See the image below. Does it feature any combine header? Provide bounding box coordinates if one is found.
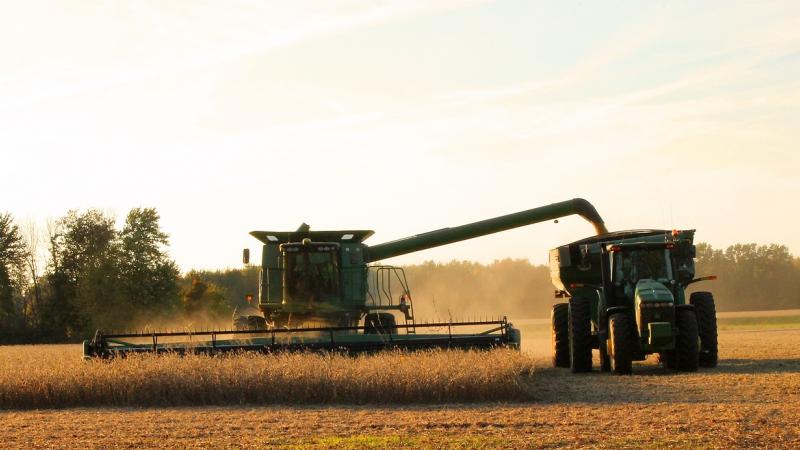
[84,198,607,358]
[84,319,516,357]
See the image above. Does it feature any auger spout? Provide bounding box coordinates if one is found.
[365,198,607,262]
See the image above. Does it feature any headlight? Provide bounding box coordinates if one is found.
[641,302,672,309]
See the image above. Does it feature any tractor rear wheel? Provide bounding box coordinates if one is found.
[609,313,633,375]
[674,309,700,372]
[568,297,593,373]
[364,313,397,335]
[690,292,718,368]
[551,303,570,368]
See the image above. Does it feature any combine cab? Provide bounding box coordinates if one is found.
[84,198,609,358]
[549,229,719,374]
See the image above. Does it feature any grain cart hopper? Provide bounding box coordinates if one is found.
[549,229,718,374]
[84,198,608,358]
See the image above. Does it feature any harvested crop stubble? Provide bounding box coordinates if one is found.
[0,346,535,409]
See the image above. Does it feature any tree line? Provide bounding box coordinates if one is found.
[1,208,798,343]
[0,209,238,343]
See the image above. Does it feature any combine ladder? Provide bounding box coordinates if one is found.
[371,266,416,334]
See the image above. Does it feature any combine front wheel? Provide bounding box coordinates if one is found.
[551,303,570,368]
[364,313,397,335]
[568,297,593,373]
[609,313,633,375]
[690,292,718,368]
[234,315,267,331]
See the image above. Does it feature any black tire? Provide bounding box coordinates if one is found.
[234,315,267,331]
[674,309,700,372]
[364,313,397,335]
[658,352,674,369]
[233,316,248,330]
[599,338,611,372]
[609,313,633,375]
[568,297,593,373]
[551,303,570,368]
[690,292,718,368]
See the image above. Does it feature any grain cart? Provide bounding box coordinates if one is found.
[84,198,607,358]
[549,229,718,374]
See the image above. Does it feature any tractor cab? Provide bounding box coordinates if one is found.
[608,243,675,304]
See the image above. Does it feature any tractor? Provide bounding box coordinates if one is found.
[549,229,719,374]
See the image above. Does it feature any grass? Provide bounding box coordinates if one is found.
[0,347,535,409]
[717,313,800,330]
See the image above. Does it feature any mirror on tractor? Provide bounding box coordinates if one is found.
[242,248,250,265]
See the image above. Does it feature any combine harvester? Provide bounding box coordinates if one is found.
[83,198,607,358]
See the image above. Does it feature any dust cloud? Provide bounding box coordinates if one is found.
[402,259,555,322]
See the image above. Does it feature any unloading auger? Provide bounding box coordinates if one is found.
[84,198,607,358]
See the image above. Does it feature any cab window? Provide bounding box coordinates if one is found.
[284,249,339,301]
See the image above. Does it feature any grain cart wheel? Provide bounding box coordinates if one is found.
[568,297,593,373]
[674,309,700,372]
[551,303,570,368]
[364,313,397,335]
[690,292,718,368]
[609,313,633,375]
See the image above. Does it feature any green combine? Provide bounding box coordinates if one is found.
[549,229,719,374]
[83,198,608,358]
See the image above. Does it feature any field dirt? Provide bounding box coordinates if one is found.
[2,320,799,449]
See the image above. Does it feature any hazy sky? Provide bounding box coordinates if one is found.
[2,0,799,270]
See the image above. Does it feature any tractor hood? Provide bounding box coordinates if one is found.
[634,279,674,304]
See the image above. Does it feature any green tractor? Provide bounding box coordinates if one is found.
[549,229,718,374]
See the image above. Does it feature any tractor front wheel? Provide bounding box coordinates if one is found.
[599,338,611,372]
[674,309,700,372]
[658,352,674,369]
[568,297,593,373]
[690,292,718,368]
[609,313,633,375]
[551,303,570,368]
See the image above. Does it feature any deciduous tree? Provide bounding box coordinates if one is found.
[0,212,28,332]
[119,208,180,319]
[46,210,119,337]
